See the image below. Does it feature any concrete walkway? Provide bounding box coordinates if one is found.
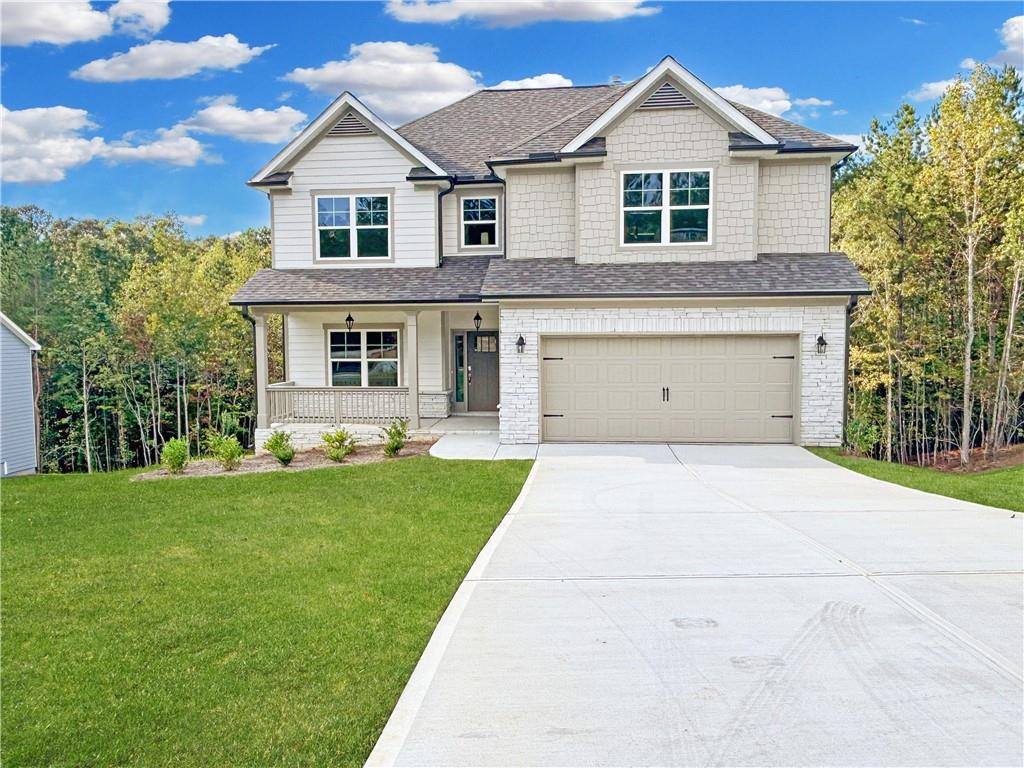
[368,444,1023,767]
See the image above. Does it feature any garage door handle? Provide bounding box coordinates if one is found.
[542,356,563,361]
[543,413,564,418]
[772,355,795,359]
[771,414,794,419]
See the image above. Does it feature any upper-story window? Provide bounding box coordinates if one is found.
[461,196,498,248]
[621,170,712,246]
[316,194,390,259]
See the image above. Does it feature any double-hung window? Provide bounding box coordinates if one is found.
[316,194,390,259]
[621,170,712,245]
[461,197,498,248]
[328,329,400,387]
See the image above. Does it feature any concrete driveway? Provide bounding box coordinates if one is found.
[368,445,1023,767]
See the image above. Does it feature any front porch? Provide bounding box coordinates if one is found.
[249,304,500,449]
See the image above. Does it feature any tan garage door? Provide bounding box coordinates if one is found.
[541,335,797,443]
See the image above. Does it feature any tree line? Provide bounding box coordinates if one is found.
[1,210,281,472]
[833,65,1023,465]
[1,65,1020,472]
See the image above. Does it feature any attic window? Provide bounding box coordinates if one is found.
[638,82,695,110]
[327,112,372,137]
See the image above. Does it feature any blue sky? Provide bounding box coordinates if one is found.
[1,1,1020,237]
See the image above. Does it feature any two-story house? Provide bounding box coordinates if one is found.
[231,56,870,448]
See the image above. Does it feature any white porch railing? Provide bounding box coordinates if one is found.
[266,382,409,425]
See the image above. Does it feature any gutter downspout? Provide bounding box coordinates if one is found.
[842,295,858,447]
[437,177,455,265]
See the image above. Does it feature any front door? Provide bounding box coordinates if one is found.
[467,331,499,411]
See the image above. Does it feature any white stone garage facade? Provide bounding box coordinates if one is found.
[497,300,848,446]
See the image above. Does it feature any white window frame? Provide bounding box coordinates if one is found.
[460,195,499,249]
[619,168,713,247]
[327,328,401,388]
[314,193,391,261]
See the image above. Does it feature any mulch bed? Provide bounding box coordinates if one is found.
[133,439,437,481]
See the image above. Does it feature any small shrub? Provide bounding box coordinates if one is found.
[382,418,409,457]
[846,417,880,457]
[263,430,295,466]
[213,435,244,471]
[161,438,189,474]
[322,429,357,463]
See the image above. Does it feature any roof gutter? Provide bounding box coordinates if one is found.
[481,288,873,300]
[487,149,607,170]
[436,176,456,265]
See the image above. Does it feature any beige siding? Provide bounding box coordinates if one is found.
[576,107,758,264]
[506,168,576,259]
[757,159,831,252]
[441,186,504,256]
[271,134,437,269]
[284,309,444,390]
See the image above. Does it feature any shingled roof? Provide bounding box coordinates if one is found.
[395,83,854,178]
[232,253,869,305]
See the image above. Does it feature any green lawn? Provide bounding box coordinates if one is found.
[1,457,532,767]
[809,448,1023,512]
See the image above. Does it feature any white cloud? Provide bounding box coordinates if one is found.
[385,0,659,27]
[992,15,1023,67]
[71,33,274,82]
[0,0,169,45]
[908,79,954,101]
[829,134,863,147]
[793,97,833,107]
[179,214,207,226]
[283,41,481,124]
[1,104,209,183]
[107,0,171,37]
[831,108,849,116]
[714,85,792,116]
[900,17,927,26]
[178,95,307,143]
[492,73,573,89]
[960,57,979,69]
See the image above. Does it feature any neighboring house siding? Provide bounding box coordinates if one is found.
[576,107,758,264]
[758,160,832,253]
[1,324,37,475]
[271,134,437,269]
[498,302,846,445]
[506,168,576,259]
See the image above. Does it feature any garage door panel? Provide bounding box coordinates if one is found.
[541,335,796,443]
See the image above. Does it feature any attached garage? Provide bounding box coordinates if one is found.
[540,335,798,443]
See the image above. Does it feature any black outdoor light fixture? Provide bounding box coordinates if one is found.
[345,313,355,331]
[816,332,828,354]
[516,335,526,354]
[473,312,482,330]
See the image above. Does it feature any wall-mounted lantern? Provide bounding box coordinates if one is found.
[345,313,355,331]
[473,312,482,331]
[516,335,526,354]
[816,333,828,354]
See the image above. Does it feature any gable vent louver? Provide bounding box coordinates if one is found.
[327,112,373,137]
[639,82,695,110]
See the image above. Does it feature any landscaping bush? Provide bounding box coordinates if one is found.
[382,418,409,457]
[322,429,357,463]
[263,430,295,466]
[212,435,244,471]
[846,417,881,457]
[161,438,189,474]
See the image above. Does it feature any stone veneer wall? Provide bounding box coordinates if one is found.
[506,168,576,259]
[419,391,451,419]
[757,160,831,253]
[255,423,386,452]
[576,108,757,263]
[498,304,847,445]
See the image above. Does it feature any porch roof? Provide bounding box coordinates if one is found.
[479,252,871,299]
[230,254,493,306]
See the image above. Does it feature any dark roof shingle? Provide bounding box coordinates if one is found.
[230,254,493,305]
[481,253,870,299]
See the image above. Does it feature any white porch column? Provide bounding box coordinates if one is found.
[405,311,420,429]
[253,313,269,429]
